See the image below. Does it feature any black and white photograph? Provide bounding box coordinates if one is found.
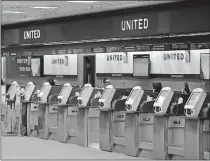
[0,0,210,160]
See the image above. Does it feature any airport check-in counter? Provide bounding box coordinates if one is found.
[124,89,160,157]
[3,81,20,134]
[182,88,210,160]
[26,85,42,136]
[83,87,103,149]
[28,82,52,138]
[111,86,144,155]
[56,84,82,143]
[20,82,36,136]
[153,87,190,160]
[30,82,61,139]
[98,85,131,152]
[41,84,62,140]
[76,84,104,147]
[44,83,72,141]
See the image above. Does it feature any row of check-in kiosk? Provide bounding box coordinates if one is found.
[2,80,210,160]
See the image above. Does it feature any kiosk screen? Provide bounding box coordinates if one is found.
[127,89,139,102]
[187,92,201,106]
[156,90,168,105]
[40,85,47,93]
[80,86,89,97]
[59,86,67,96]
[101,88,112,99]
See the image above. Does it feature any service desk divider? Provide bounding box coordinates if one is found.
[99,108,114,152]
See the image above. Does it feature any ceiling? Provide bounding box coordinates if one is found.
[2,1,179,25]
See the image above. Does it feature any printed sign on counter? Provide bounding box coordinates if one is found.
[31,57,41,76]
[133,54,150,77]
[16,56,31,76]
[44,54,77,76]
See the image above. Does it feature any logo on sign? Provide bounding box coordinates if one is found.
[163,51,190,62]
[121,18,149,31]
[52,56,68,66]
[107,54,123,61]
[24,30,41,40]
[107,54,128,63]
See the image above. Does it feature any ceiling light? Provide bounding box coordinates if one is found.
[3,11,25,14]
[66,1,97,3]
[31,6,58,9]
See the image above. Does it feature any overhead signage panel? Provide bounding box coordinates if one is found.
[96,52,133,74]
[44,54,78,76]
[19,26,46,44]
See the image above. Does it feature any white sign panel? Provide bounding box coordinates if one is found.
[131,49,205,75]
[200,53,210,80]
[150,50,200,74]
[44,54,77,76]
[96,52,133,74]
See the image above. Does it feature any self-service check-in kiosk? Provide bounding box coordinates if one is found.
[45,83,73,140]
[153,86,191,160]
[2,81,19,135]
[20,82,36,136]
[98,85,132,152]
[83,87,103,149]
[182,88,210,160]
[30,82,52,139]
[98,85,116,151]
[77,84,103,147]
[41,83,62,140]
[56,85,82,144]
[124,83,161,157]
[111,86,144,155]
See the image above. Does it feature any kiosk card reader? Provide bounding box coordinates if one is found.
[37,82,52,103]
[125,86,144,112]
[77,84,94,107]
[99,85,116,109]
[57,83,73,105]
[5,81,19,100]
[22,82,35,102]
[153,87,174,115]
[184,88,207,118]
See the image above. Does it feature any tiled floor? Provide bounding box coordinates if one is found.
[2,136,139,159]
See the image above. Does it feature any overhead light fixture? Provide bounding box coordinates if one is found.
[66,1,97,3]
[31,6,58,9]
[3,11,25,14]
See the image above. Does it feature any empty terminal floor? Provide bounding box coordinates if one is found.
[2,136,140,159]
